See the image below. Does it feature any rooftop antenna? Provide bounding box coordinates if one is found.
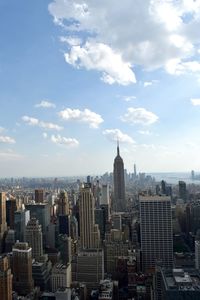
[117,139,120,156]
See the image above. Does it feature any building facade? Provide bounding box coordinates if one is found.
[139,195,173,272]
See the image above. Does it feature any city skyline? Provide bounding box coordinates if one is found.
[1,1,200,177]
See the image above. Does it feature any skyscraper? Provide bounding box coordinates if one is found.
[79,183,100,249]
[25,218,43,261]
[179,181,187,202]
[139,195,173,272]
[57,191,69,216]
[13,242,34,296]
[0,192,7,253]
[113,143,125,212]
[0,256,12,300]
[35,189,44,203]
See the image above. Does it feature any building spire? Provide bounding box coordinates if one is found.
[117,140,120,156]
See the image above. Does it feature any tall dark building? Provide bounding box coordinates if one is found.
[179,181,187,202]
[140,196,173,272]
[113,143,125,212]
[12,242,34,296]
[35,189,44,203]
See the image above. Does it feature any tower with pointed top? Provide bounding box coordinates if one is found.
[113,143,126,212]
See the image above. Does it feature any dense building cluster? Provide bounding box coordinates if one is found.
[1,146,200,299]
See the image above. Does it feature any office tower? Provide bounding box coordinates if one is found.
[25,203,50,242]
[0,256,12,300]
[12,242,34,296]
[51,263,71,292]
[87,175,91,183]
[59,215,70,235]
[6,198,17,229]
[161,180,166,194]
[76,249,104,291]
[95,207,106,240]
[179,181,187,202]
[32,257,51,292]
[57,191,69,216]
[35,189,44,203]
[0,192,7,253]
[195,240,200,270]
[139,195,173,272]
[58,234,72,264]
[113,143,126,212]
[100,184,110,205]
[112,213,122,230]
[25,218,43,261]
[79,183,100,249]
[195,231,200,270]
[191,170,195,180]
[5,230,15,252]
[134,163,137,177]
[14,208,30,242]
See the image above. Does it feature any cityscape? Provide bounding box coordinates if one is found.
[2,0,200,299]
[1,144,200,299]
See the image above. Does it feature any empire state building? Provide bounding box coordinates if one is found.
[113,143,126,212]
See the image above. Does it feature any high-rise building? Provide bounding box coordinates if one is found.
[12,242,34,296]
[14,208,30,242]
[0,192,7,253]
[57,191,69,216]
[100,184,110,206]
[25,218,43,261]
[25,203,50,243]
[35,189,44,203]
[6,198,17,229]
[179,181,187,202]
[113,143,125,212]
[79,183,100,249]
[51,263,71,292]
[0,256,12,300]
[76,249,104,291]
[195,238,200,270]
[139,195,173,272]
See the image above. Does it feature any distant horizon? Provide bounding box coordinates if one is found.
[0,170,199,179]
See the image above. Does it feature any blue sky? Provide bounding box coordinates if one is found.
[1,0,200,177]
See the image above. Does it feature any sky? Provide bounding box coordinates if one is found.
[1,0,200,177]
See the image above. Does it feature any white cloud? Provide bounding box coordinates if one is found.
[138,130,152,135]
[166,59,200,75]
[119,95,136,102]
[51,134,79,147]
[64,42,136,85]
[121,107,159,125]
[191,98,200,106]
[22,116,39,126]
[144,81,153,87]
[58,108,103,128]
[0,127,5,133]
[0,136,16,144]
[43,132,48,139]
[60,36,82,46]
[35,100,56,108]
[49,0,200,79]
[22,116,63,131]
[0,150,23,160]
[103,129,135,144]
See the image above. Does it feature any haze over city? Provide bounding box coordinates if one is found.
[1,0,200,177]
